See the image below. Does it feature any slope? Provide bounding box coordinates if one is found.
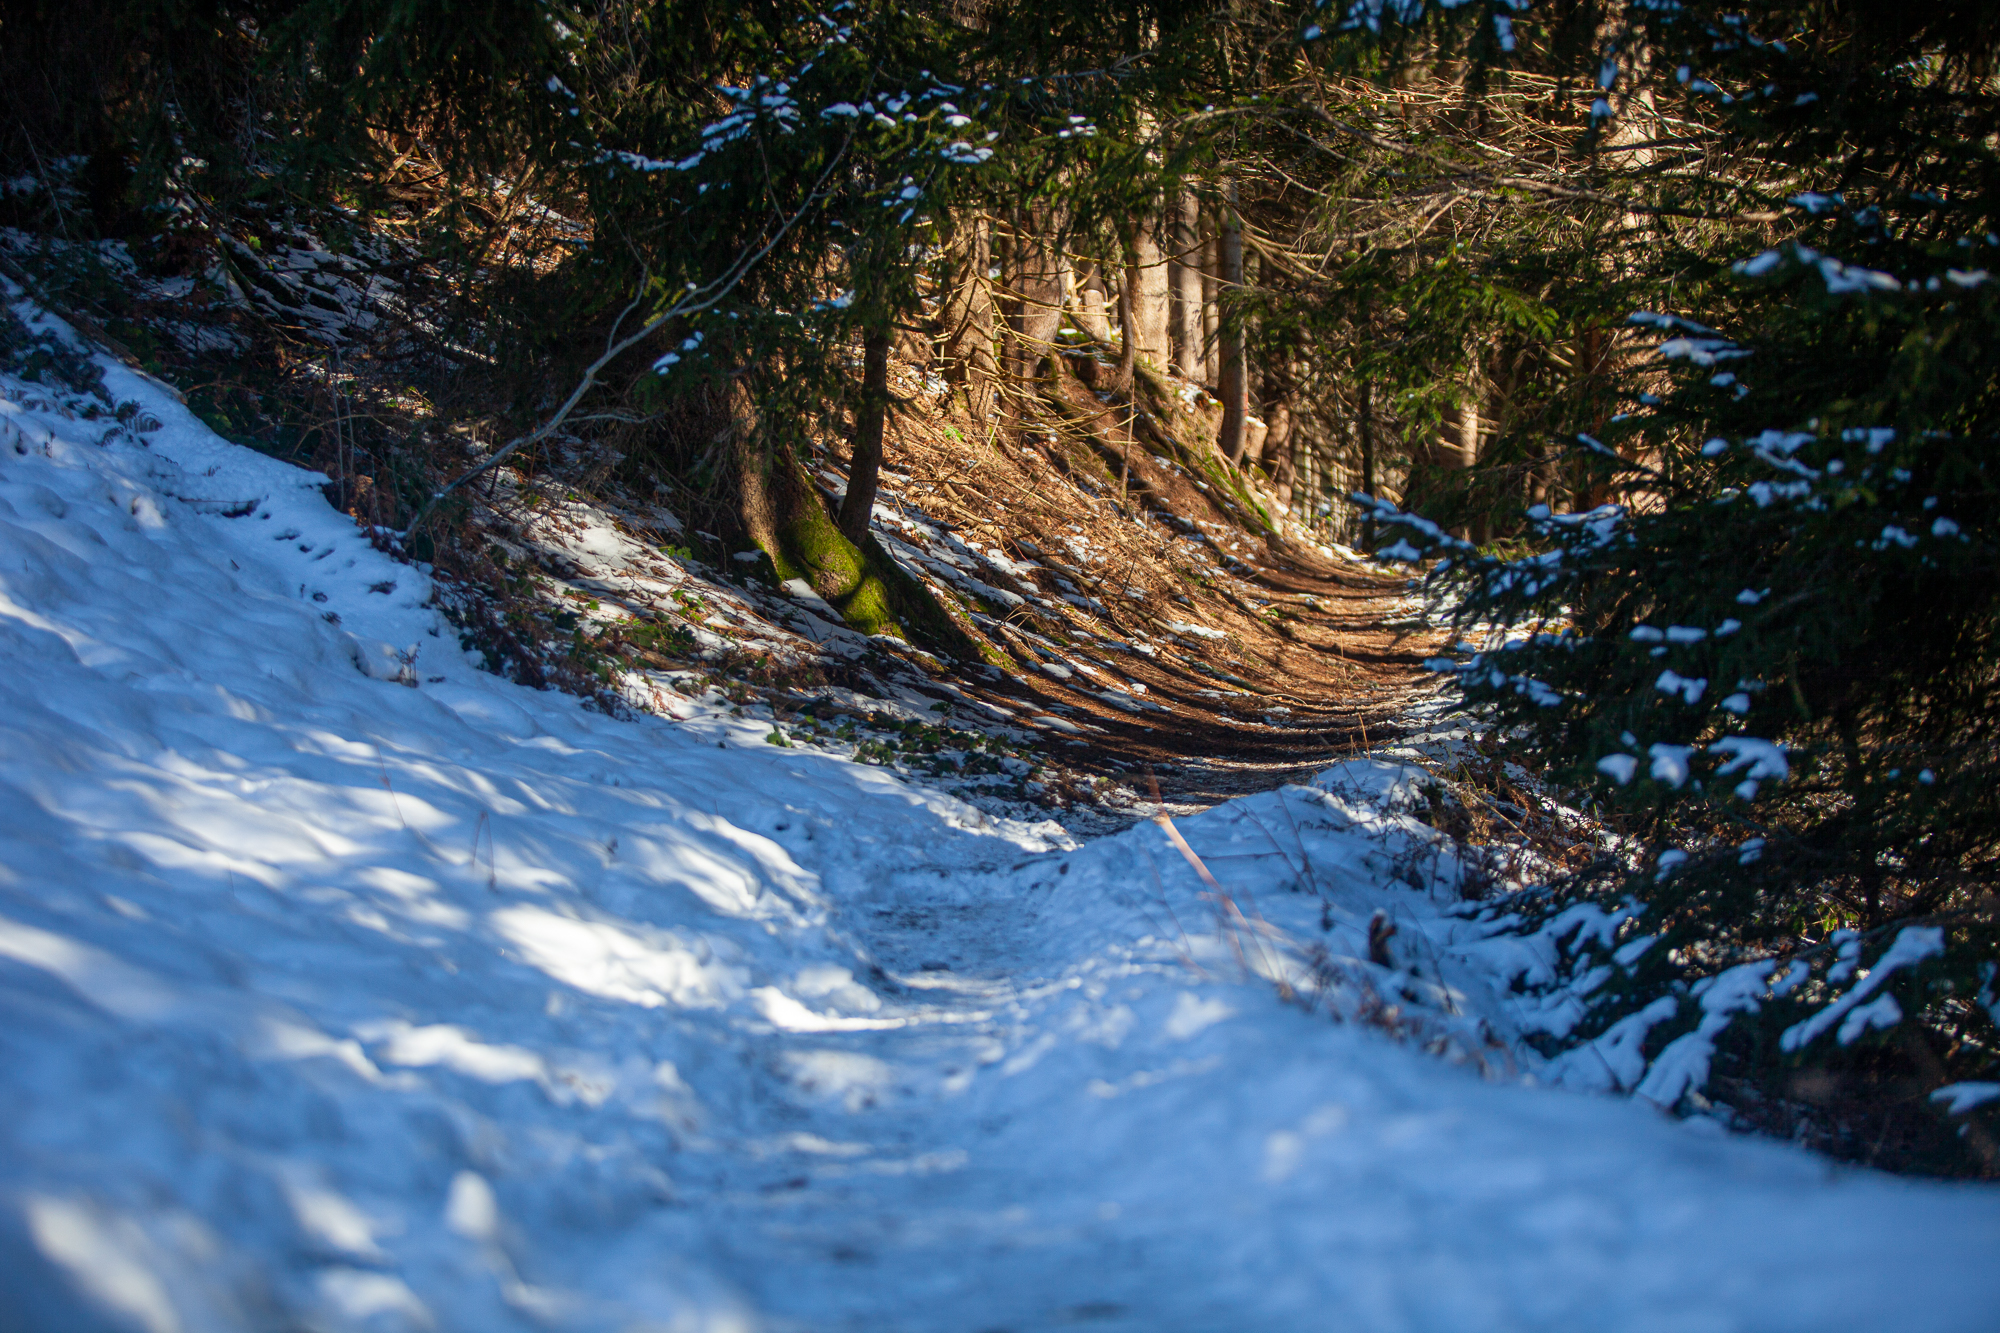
[2,296,1998,1332]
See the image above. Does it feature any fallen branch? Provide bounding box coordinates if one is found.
[401,143,852,542]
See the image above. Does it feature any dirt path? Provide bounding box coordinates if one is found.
[943,538,1443,813]
[851,356,1448,813]
[464,355,1444,826]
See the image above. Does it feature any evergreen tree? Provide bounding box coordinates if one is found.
[1365,0,2000,1174]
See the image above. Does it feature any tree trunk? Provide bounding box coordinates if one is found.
[1258,389,1292,475]
[1441,362,1484,543]
[1217,184,1249,465]
[937,213,997,423]
[1170,188,1204,382]
[1114,238,1140,394]
[730,378,916,643]
[1453,393,1480,469]
[837,327,891,547]
[1269,437,1296,511]
[1003,208,1065,381]
[1199,210,1219,387]
[1073,260,1113,344]
[1257,393,1292,509]
[1131,210,1171,369]
[1245,415,1268,463]
[1358,380,1378,545]
[727,380,788,575]
[1358,381,1377,499]
[731,401,974,654]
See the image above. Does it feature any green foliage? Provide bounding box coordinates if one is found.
[623,618,699,659]
[1366,0,2000,1172]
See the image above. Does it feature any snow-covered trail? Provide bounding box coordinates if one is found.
[2,313,1998,1333]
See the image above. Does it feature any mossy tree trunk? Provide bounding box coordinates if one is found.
[726,379,973,655]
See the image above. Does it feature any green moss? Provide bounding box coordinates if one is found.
[753,473,977,658]
[1191,450,1277,535]
[760,494,905,638]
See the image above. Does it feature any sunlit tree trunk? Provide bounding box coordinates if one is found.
[1113,236,1139,394]
[1072,259,1113,343]
[1131,210,1170,369]
[1002,207,1065,382]
[1199,209,1218,386]
[937,213,998,423]
[1170,188,1204,382]
[1216,182,1248,464]
[1259,387,1294,510]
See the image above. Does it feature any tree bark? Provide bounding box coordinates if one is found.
[727,380,785,571]
[1257,379,1293,477]
[1217,183,1249,465]
[728,375,968,651]
[1170,188,1204,382]
[1358,380,1378,546]
[1073,260,1113,344]
[1267,430,1296,511]
[1453,394,1480,469]
[1131,210,1170,368]
[1199,210,1219,387]
[837,326,891,546]
[1003,207,1065,381]
[937,213,997,423]
[1113,237,1140,394]
[1256,396,1288,506]
[1358,380,1377,500]
[1443,358,1485,543]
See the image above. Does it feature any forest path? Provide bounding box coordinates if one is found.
[963,536,1445,810]
[838,360,1450,823]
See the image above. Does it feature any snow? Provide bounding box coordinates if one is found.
[1934,1084,2000,1116]
[1631,961,1774,1109]
[2,308,1999,1331]
[1781,927,1946,1053]
[1596,752,1639,785]
[1648,742,1695,787]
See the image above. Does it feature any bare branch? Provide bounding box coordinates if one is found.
[400,140,853,542]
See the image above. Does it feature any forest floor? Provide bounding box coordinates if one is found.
[423,335,1447,837]
[5,216,1444,825]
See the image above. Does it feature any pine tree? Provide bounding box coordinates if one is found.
[1364,0,2000,1174]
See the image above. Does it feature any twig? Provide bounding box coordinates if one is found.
[1153,812,1290,995]
[470,809,498,892]
[1137,843,1203,975]
[372,743,409,830]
